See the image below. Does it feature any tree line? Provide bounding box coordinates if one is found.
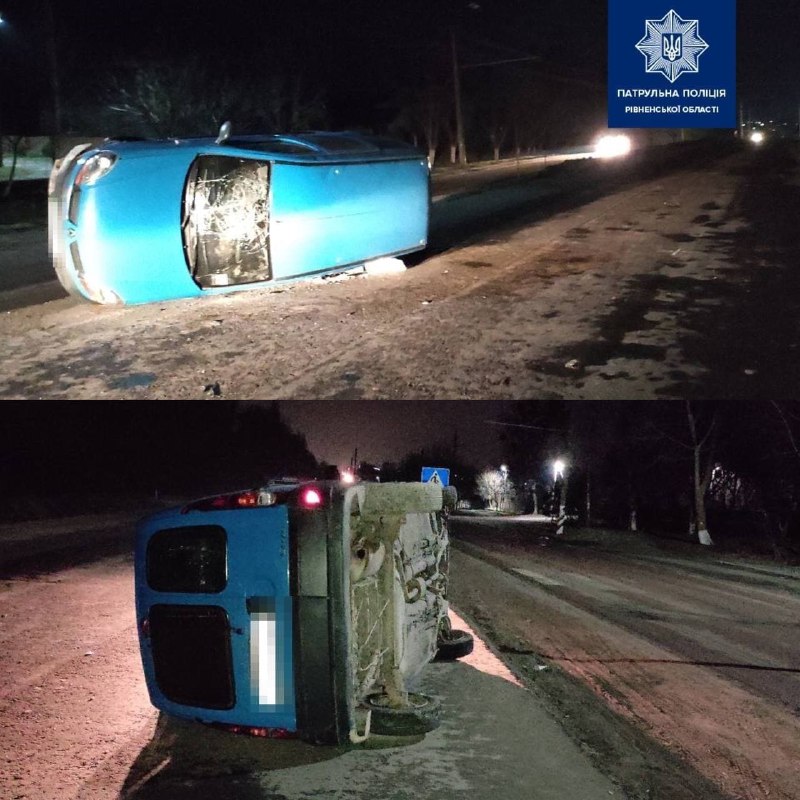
[381,402,800,562]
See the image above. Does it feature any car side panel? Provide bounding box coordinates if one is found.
[269,158,429,280]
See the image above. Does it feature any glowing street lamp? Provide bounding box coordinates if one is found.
[552,459,566,482]
[340,468,355,484]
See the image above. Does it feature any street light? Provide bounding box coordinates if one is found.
[552,459,565,482]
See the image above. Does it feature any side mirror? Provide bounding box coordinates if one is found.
[215,121,232,145]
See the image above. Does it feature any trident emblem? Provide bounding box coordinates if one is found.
[662,33,682,61]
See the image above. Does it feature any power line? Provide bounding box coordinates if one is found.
[486,420,565,433]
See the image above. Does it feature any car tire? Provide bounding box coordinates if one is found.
[434,629,474,661]
[363,692,441,736]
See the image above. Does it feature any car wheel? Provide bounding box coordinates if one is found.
[434,628,474,661]
[363,692,441,736]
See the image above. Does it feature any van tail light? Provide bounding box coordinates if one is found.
[182,490,276,513]
[181,484,329,513]
[299,487,323,508]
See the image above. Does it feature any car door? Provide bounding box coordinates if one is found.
[135,505,296,730]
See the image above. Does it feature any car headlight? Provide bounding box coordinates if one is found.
[594,134,632,158]
[74,151,118,186]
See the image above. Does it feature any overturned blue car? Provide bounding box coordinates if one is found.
[48,128,430,304]
[134,480,473,744]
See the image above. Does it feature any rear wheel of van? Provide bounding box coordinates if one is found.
[363,692,441,736]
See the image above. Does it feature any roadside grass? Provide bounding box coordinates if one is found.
[557,525,800,573]
[0,178,47,226]
[451,512,800,572]
[0,492,183,524]
[0,156,53,183]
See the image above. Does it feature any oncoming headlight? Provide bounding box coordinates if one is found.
[74,151,118,186]
[594,134,632,159]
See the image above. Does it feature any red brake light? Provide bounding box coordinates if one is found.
[300,487,323,508]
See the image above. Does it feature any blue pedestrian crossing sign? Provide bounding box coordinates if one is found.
[421,467,450,486]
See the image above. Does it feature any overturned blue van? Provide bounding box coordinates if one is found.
[134,480,472,744]
[49,130,430,304]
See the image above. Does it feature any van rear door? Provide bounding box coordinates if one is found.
[134,505,295,730]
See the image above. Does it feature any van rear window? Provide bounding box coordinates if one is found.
[147,525,227,593]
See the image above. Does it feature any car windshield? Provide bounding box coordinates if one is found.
[182,155,271,288]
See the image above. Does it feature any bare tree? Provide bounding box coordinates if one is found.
[105,58,326,138]
[390,85,448,166]
[686,401,716,546]
[2,136,26,199]
[476,468,516,511]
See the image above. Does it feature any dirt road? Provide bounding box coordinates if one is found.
[1,141,797,399]
[448,515,800,800]
[0,517,628,800]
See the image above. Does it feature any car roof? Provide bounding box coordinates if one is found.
[102,131,423,163]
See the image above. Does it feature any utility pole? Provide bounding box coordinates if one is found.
[585,470,591,528]
[0,12,6,165]
[451,29,467,166]
[350,447,358,473]
[41,0,61,133]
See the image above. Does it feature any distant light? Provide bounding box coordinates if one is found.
[749,131,765,145]
[500,464,509,475]
[340,469,355,484]
[594,134,632,159]
[553,459,566,481]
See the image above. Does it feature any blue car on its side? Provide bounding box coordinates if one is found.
[48,129,430,305]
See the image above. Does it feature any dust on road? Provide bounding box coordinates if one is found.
[447,522,800,800]
[1,543,625,800]
[1,142,796,399]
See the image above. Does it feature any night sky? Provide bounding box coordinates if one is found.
[278,400,518,469]
[1,0,796,132]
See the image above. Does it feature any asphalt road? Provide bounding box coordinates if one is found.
[448,513,800,800]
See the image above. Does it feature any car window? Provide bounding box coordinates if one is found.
[227,139,316,154]
[300,134,379,153]
[146,525,227,593]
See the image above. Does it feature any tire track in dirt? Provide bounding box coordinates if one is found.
[448,543,800,800]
